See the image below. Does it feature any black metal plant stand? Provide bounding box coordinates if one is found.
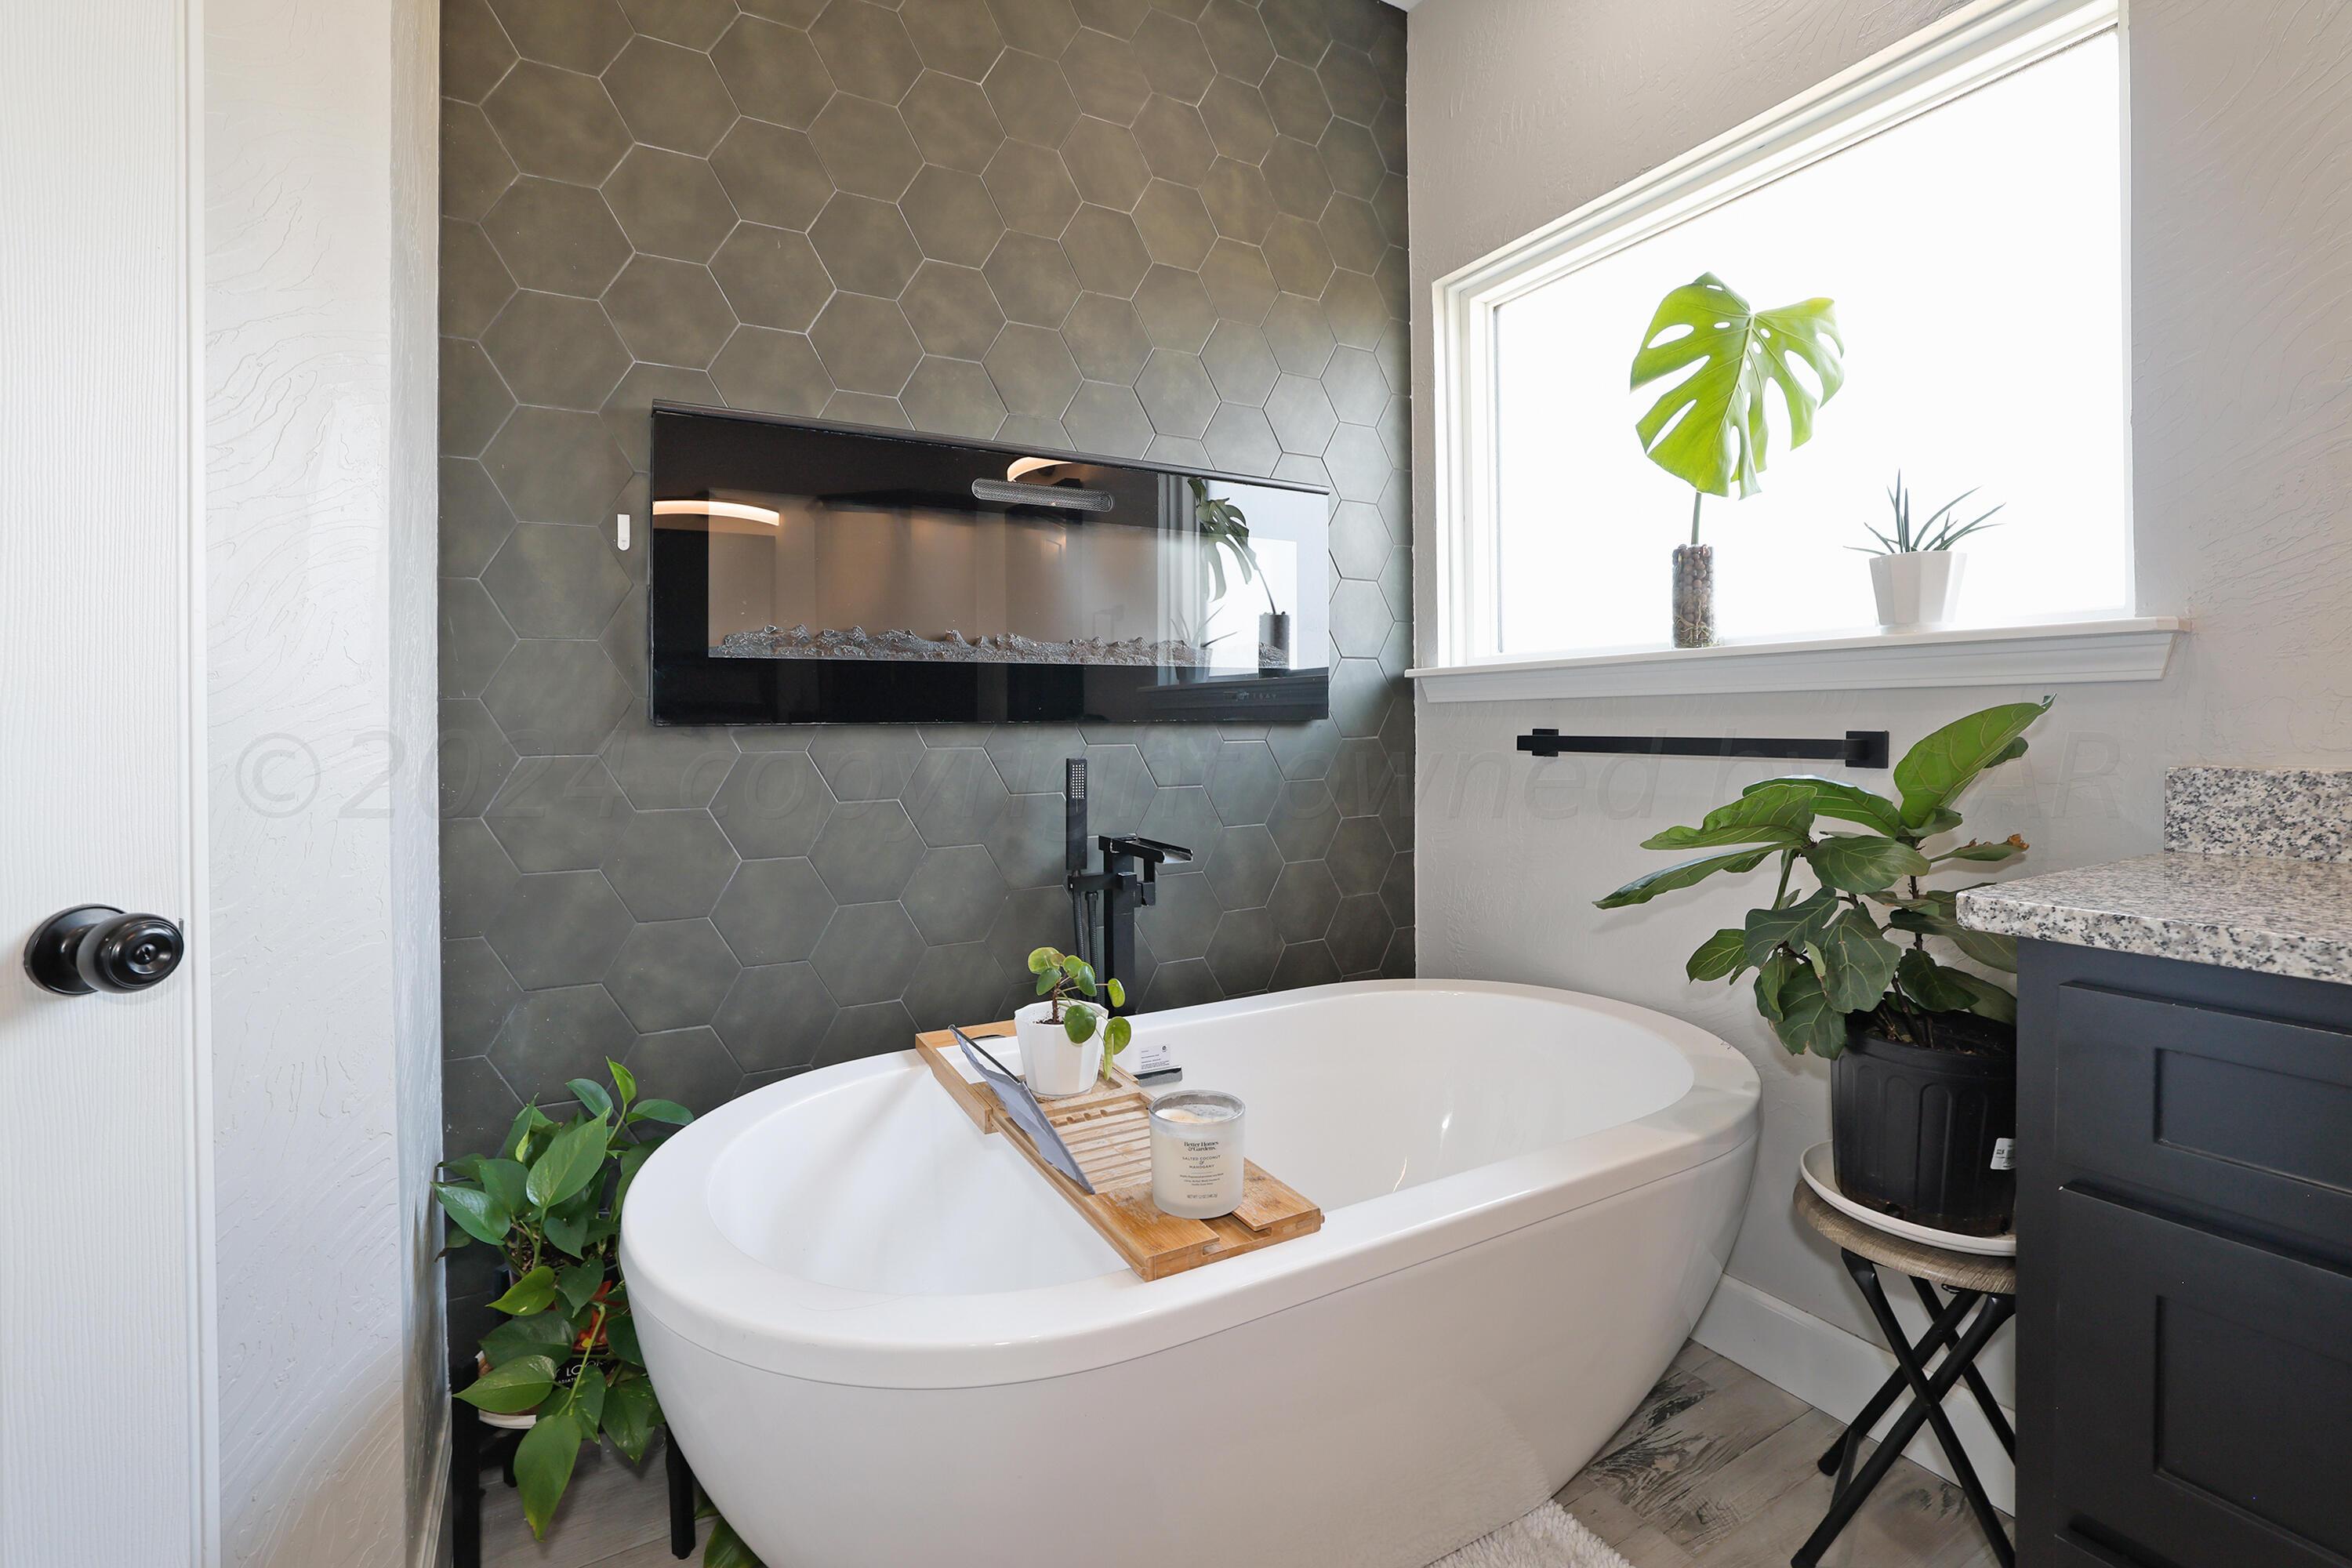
[451,1393,699,1566]
[1791,1185,2017,1568]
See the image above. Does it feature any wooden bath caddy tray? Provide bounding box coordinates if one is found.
[913,1021,1322,1281]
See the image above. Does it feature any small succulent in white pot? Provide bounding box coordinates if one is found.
[1855,474,2003,630]
[1015,946,1133,1098]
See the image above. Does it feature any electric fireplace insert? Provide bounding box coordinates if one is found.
[646,405,1331,726]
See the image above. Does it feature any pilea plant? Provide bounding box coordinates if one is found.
[1595,699,2049,1056]
[435,1061,764,1566]
[1027,945,1132,1081]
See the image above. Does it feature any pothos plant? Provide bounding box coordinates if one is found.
[435,1061,764,1568]
[1026,946,1132,1082]
[1595,699,2050,1057]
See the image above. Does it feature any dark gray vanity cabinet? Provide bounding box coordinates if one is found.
[2016,941,2352,1568]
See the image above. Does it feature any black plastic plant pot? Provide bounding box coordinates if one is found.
[1830,1025,2016,1236]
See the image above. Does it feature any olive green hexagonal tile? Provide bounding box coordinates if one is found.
[709,223,833,332]
[1258,0,1327,66]
[1131,10,1213,103]
[1134,349,1218,439]
[739,0,828,23]
[710,325,833,416]
[441,456,517,579]
[439,576,517,698]
[1322,266,1385,350]
[1197,76,1275,164]
[1058,118,1149,211]
[1072,0,1149,38]
[482,637,635,756]
[1201,318,1276,405]
[901,71,1005,173]
[1374,171,1407,247]
[982,323,1080,418]
[603,362,721,471]
[1058,205,1151,298]
[485,61,633,187]
[1317,43,1384,125]
[1261,212,1334,298]
[899,261,1007,361]
[442,219,516,339]
[482,521,633,639]
[1322,420,1388,504]
[900,165,1005,267]
[986,0,1082,59]
[808,92,922,201]
[604,36,738,157]
[1062,379,1152,456]
[808,192,924,296]
[1317,117,1384,201]
[711,15,835,131]
[1373,96,1406,175]
[1199,156,1276,245]
[1321,194,1384,274]
[1264,372,1336,456]
[982,231,1080,327]
[489,0,633,74]
[602,146,738,263]
[980,139,1080,238]
[1261,289,1333,376]
[1058,291,1150,382]
[899,355,1008,441]
[1322,343,1386,424]
[1203,398,1279,475]
[1259,56,1330,141]
[1060,27,1150,125]
[809,292,923,395]
[1132,180,1215,268]
[984,49,1081,150]
[442,0,517,105]
[441,337,514,458]
[708,118,833,231]
[902,0,1005,82]
[824,389,909,426]
[1261,134,1332,221]
[1196,0,1274,84]
[1197,238,1276,324]
[480,291,632,411]
[1131,94,1216,185]
[441,101,517,223]
[809,0,924,103]
[481,177,632,298]
[619,0,738,49]
[1131,263,1215,352]
[602,253,739,368]
[482,405,633,523]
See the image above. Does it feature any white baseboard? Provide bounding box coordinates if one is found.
[1692,1275,2018,1515]
[413,1408,453,1568]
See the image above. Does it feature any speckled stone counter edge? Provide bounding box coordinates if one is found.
[2167,766,2352,861]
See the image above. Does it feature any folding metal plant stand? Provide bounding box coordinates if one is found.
[450,1390,699,1566]
[1791,1184,2017,1568]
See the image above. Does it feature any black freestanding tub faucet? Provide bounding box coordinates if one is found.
[1062,758,1189,1021]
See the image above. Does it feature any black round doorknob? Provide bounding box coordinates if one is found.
[23,906,187,996]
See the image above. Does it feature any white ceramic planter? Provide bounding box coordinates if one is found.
[1869,550,1965,630]
[1014,1000,1101,1099]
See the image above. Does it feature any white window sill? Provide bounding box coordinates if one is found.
[1409,617,2184,702]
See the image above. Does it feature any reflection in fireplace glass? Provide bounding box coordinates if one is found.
[646,407,1330,726]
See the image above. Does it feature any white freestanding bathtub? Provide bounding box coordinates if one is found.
[622,979,1759,1568]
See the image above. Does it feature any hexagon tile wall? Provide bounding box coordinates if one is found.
[437,0,1414,1224]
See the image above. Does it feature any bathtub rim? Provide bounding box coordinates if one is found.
[620,978,1760,1391]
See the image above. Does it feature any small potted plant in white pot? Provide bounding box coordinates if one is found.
[1855,473,2002,630]
[1016,946,1134,1098]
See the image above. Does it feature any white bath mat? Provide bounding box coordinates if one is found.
[1425,1501,1634,1568]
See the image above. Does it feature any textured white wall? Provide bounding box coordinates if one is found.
[1406,0,2352,1373]
[205,0,443,1559]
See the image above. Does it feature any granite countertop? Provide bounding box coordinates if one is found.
[1957,851,2352,984]
[1956,765,2352,983]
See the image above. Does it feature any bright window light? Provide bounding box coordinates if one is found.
[1489,31,2125,657]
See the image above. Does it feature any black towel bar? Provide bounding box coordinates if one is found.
[1515,729,1890,769]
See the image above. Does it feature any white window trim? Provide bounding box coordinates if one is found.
[1421,0,2172,695]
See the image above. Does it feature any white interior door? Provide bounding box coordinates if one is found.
[0,4,212,1565]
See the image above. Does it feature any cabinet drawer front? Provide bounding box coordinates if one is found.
[2053,1189,2352,1568]
[2054,982,2352,1250]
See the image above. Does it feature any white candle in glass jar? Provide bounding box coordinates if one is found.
[1149,1091,1246,1219]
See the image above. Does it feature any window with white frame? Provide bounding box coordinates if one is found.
[1433,0,2128,667]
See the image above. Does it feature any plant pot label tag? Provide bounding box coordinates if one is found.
[1990,1138,2016,1171]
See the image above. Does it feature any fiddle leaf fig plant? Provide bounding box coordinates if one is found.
[1027,945,1133,1079]
[1632,272,1846,543]
[435,1062,757,1563]
[1595,699,2049,1058]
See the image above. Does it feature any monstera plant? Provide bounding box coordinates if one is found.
[1595,699,2050,1234]
[1631,272,1846,645]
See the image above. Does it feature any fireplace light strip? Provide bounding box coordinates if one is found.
[651,499,782,527]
